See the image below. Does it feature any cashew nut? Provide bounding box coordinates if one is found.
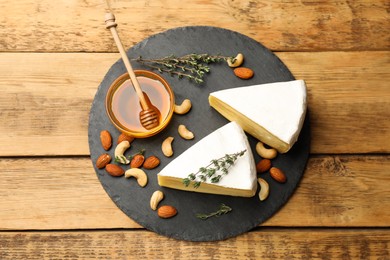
[150,190,164,210]
[256,141,278,159]
[125,168,148,187]
[257,178,269,201]
[162,136,174,157]
[227,53,244,67]
[178,124,194,140]
[174,99,192,115]
[115,141,131,164]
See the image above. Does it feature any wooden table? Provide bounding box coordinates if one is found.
[1,0,389,259]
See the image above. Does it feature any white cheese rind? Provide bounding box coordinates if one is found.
[209,80,307,151]
[157,122,257,197]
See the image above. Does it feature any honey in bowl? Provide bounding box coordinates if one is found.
[106,70,175,138]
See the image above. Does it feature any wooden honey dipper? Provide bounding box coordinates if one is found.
[105,13,160,130]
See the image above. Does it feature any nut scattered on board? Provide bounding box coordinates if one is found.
[96,153,112,169]
[233,67,254,79]
[256,141,278,159]
[130,154,145,168]
[125,168,148,187]
[270,167,287,183]
[117,133,135,144]
[143,156,160,169]
[157,205,177,219]
[178,124,194,140]
[162,136,174,157]
[257,178,269,201]
[150,190,164,210]
[256,159,272,173]
[100,130,112,151]
[174,99,192,115]
[227,53,244,68]
[105,164,125,177]
[115,140,131,164]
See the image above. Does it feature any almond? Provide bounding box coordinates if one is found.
[256,159,271,173]
[157,205,177,219]
[270,167,287,183]
[100,130,112,151]
[96,153,111,169]
[143,156,160,169]
[233,67,254,79]
[130,154,145,168]
[117,133,135,144]
[105,164,125,177]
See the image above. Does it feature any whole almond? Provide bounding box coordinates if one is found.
[96,153,112,169]
[117,133,135,144]
[256,159,272,173]
[270,167,287,183]
[143,156,160,169]
[233,67,254,79]
[157,205,177,219]
[100,130,112,151]
[105,164,125,177]
[130,154,145,168]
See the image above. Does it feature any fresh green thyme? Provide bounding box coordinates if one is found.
[114,155,128,164]
[196,204,232,220]
[182,150,247,188]
[114,149,145,163]
[127,149,145,161]
[133,53,234,84]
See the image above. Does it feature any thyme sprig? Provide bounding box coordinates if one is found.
[134,54,233,84]
[114,149,145,163]
[115,155,128,164]
[127,149,145,161]
[196,204,232,220]
[183,150,247,188]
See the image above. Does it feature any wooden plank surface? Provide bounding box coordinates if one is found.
[0,51,389,156]
[0,229,389,259]
[0,0,388,52]
[1,0,389,259]
[0,155,388,230]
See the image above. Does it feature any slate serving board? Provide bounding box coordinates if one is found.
[88,26,310,241]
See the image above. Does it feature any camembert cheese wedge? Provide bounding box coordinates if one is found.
[209,80,307,153]
[157,122,257,197]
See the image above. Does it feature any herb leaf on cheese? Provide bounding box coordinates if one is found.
[183,150,247,188]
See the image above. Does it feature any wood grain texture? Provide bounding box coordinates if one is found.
[0,229,389,259]
[0,52,388,156]
[1,0,388,257]
[0,0,388,52]
[0,155,388,230]
[277,51,390,154]
[0,53,117,156]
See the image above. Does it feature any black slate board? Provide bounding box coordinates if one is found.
[88,26,310,241]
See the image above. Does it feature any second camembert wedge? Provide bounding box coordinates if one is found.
[157,122,257,197]
[209,80,307,153]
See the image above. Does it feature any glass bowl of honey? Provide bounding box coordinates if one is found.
[105,70,175,138]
